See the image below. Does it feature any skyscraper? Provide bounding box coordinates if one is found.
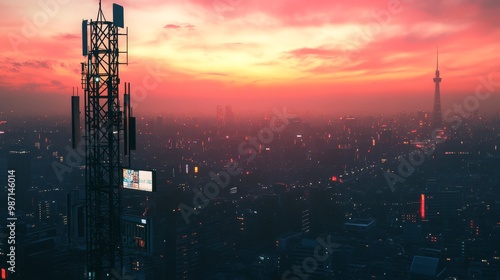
[7,150,32,213]
[432,47,443,130]
[225,105,233,125]
[7,150,31,190]
[216,105,224,127]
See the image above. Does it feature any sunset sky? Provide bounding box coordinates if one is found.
[1,0,499,115]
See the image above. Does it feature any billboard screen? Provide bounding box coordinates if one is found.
[123,169,156,192]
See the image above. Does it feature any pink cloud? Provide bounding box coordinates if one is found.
[164,24,182,29]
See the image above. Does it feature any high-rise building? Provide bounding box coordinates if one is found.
[292,238,335,279]
[216,105,224,127]
[67,190,85,246]
[225,105,233,125]
[7,150,31,189]
[422,186,461,226]
[37,200,57,224]
[409,256,446,280]
[7,150,32,213]
[432,48,443,130]
[156,115,163,129]
[251,253,279,279]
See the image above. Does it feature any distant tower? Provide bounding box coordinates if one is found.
[216,105,224,127]
[225,105,233,125]
[432,47,443,130]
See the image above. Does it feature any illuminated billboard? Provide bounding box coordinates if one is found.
[123,168,156,192]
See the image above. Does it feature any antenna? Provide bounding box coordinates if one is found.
[96,0,106,21]
[82,20,88,56]
[113,3,124,28]
[436,46,439,70]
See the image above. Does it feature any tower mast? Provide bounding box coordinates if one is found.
[432,47,443,130]
[79,1,129,278]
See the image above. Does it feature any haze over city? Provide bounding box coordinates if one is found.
[2,0,500,115]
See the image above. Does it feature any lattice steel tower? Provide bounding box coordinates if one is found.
[79,1,130,278]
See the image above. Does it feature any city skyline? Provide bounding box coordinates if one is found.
[1,108,500,279]
[1,0,500,115]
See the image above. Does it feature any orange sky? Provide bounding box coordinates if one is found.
[1,0,500,116]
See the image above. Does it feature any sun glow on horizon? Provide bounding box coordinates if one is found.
[1,0,500,115]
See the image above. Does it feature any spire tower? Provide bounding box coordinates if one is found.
[432,47,443,130]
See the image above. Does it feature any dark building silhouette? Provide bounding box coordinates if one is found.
[409,256,446,280]
[7,150,33,214]
[216,105,224,127]
[225,105,233,125]
[67,190,85,247]
[422,183,461,226]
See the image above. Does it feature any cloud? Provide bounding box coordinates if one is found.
[0,58,55,72]
[164,24,182,29]
[200,72,228,76]
[53,33,80,40]
[164,23,196,30]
